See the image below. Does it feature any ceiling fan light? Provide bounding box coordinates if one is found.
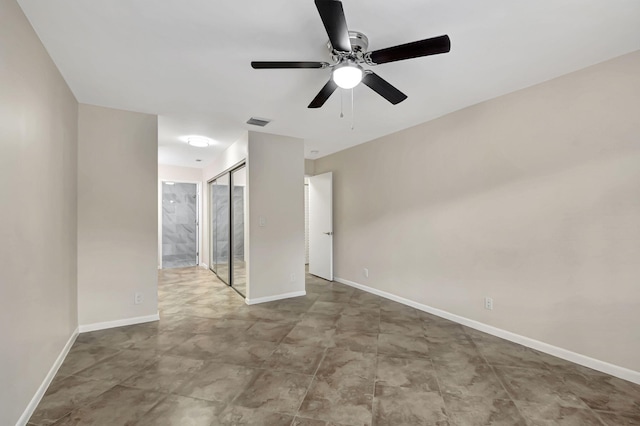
[332,63,363,89]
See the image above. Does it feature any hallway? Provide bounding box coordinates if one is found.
[29,267,640,425]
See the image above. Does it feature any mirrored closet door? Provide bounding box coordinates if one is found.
[209,164,246,296]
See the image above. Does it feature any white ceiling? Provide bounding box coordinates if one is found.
[18,0,640,167]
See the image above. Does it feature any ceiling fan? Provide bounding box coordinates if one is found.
[251,0,451,108]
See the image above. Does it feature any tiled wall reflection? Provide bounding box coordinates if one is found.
[162,182,197,268]
[213,184,229,265]
[211,183,245,286]
[213,186,245,262]
[232,186,245,259]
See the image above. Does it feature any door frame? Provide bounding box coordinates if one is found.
[158,179,202,270]
[308,171,334,281]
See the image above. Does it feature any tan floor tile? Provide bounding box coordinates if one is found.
[217,405,294,425]
[494,367,588,409]
[263,342,326,375]
[444,395,525,425]
[29,375,115,425]
[74,348,161,383]
[332,330,378,353]
[245,320,297,343]
[316,348,376,382]
[298,376,373,425]
[376,354,439,392]
[56,343,120,376]
[234,370,313,415]
[476,339,551,370]
[373,384,449,425]
[175,362,258,403]
[120,355,204,393]
[284,324,337,348]
[434,359,509,399]
[377,332,430,359]
[515,401,602,426]
[50,385,163,425]
[596,410,640,425]
[136,394,225,426]
[562,371,640,415]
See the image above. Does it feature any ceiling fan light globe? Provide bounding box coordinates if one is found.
[332,64,363,89]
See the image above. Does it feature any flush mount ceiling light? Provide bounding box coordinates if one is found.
[182,135,213,148]
[332,61,363,89]
[165,182,175,185]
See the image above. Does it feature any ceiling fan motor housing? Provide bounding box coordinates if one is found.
[328,31,369,63]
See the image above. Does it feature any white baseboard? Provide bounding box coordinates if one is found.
[335,277,640,385]
[16,327,79,426]
[200,263,208,269]
[78,312,160,333]
[245,291,307,305]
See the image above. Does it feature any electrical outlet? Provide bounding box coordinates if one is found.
[134,292,143,305]
[484,297,493,311]
[259,216,266,227]
[363,268,369,278]
[290,273,296,282]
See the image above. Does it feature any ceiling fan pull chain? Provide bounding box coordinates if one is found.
[351,88,355,130]
[340,89,344,118]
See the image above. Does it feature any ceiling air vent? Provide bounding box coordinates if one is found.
[246,117,271,127]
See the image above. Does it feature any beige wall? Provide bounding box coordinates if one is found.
[158,164,203,268]
[247,132,306,301]
[315,51,640,372]
[0,0,79,423]
[304,159,316,176]
[158,164,203,183]
[77,104,158,326]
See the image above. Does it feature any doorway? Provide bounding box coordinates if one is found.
[209,163,247,297]
[161,182,199,268]
[308,172,333,281]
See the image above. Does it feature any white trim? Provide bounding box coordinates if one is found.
[78,312,160,333]
[16,327,79,426]
[245,291,306,305]
[335,277,640,385]
[200,263,208,269]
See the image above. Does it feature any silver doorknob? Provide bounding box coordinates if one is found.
[323,232,333,236]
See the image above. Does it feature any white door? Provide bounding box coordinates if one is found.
[309,172,333,281]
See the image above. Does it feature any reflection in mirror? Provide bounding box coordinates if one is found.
[231,166,247,296]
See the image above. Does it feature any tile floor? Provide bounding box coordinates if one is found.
[29,267,640,425]
[163,258,198,269]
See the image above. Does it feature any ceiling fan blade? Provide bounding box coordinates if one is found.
[362,72,407,105]
[367,35,450,65]
[308,79,338,108]
[314,0,351,53]
[251,61,329,69]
